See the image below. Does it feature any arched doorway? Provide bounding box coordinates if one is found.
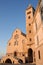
[28,48,33,63]
[5,58,12,63]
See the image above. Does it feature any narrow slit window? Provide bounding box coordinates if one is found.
[38,50,41,59]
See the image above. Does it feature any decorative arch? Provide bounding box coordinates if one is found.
[5,58,12,63]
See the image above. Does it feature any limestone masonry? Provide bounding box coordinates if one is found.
[0,0,43,65]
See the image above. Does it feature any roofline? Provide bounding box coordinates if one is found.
[26,5,35,10]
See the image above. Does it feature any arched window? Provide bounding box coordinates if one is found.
[38,50,41,59]
[14,52,17,56]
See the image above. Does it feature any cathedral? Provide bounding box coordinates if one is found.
[0,0,43,65]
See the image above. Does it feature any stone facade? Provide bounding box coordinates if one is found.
[33,0,43,65]
[1,0,43,65]
[1,29,28,64]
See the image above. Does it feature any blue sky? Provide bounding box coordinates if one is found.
[0,0,38,58]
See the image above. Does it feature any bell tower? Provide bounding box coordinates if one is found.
[26,5,35,45]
